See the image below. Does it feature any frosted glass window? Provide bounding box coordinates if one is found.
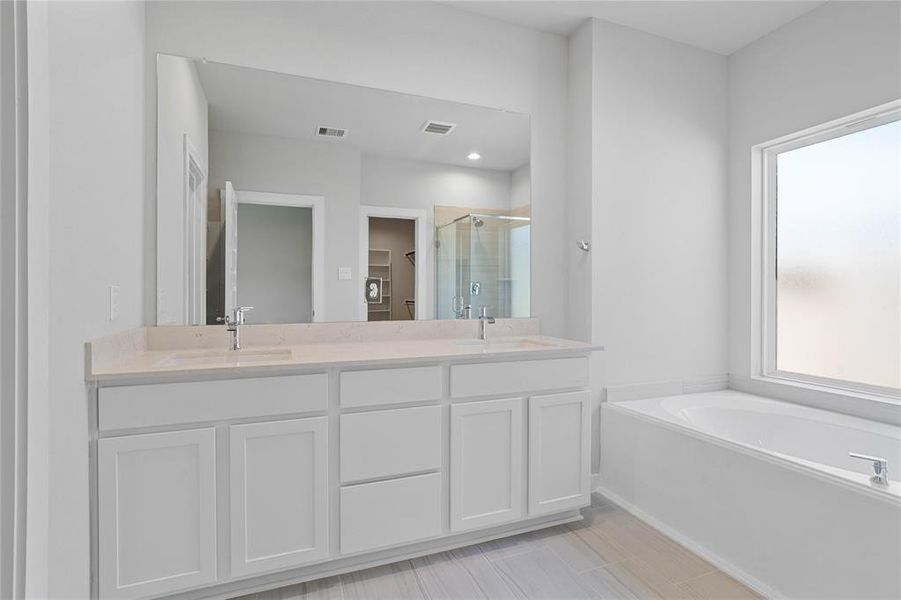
[775,120,900,389]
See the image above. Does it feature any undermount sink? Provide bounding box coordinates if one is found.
[155,348,293,368]
[453,338,558,350]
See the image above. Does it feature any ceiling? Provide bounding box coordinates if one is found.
[195,61,530,172]
[444,1,826,55]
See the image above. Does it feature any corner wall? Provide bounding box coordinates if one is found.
[567,19,729,474]
[584,19,730,388]
[26,1,146,597]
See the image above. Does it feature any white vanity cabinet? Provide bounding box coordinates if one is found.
[528,391,591,515]
[90,351,593,599]
[97,428,218,600]
[450,397,523,532]
[229,417,329,577]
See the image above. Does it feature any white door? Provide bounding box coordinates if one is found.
[98,429,217,599]
[450,397,523,532]
[222,181,238,317]
[528,391,591,515]
[229,418,329,577]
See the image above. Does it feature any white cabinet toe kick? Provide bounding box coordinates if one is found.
[90,354,592,599]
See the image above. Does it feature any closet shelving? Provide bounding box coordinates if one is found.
[367,249,392,320]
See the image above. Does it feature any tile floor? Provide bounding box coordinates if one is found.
[239,494,762,599]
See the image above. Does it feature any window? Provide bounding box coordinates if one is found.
[759,106,900,397]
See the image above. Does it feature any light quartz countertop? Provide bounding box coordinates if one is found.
[86,320,602,383]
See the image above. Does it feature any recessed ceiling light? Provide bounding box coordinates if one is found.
[467,152,481,160]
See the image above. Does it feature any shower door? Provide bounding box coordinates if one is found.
[468,215,524,319]
[435,214,531,320]
[435,217,471,319]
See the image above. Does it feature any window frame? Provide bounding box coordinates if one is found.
[751,101,901,402]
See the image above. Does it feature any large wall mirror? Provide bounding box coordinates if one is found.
[156,54,531,325]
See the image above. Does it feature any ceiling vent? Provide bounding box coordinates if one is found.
[421,120,457,135]
[317,126,347,139]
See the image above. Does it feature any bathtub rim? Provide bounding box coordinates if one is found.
[602,398,901,506]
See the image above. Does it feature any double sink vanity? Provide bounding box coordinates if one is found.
[101,48,601,599]
[86,319,600,599]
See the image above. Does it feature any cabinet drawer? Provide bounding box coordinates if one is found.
[340,406,441,482]
[340,366,442,408]
[450,357,588,398]
[340,473,442,554]
[99,374,327,430]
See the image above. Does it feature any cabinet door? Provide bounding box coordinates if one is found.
[98,428,217,599]
[450,397,523,532]
[229,417,328,577]
[528,391,591,515]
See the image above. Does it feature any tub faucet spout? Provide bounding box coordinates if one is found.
[849,452,888,485]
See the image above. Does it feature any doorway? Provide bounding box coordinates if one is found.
[358,206,428,321]
[209,186,324,324]
[367,217,415,321]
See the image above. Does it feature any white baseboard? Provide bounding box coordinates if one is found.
[169,510,583,600]
[593,484,780,600]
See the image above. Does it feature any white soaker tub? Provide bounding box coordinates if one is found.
[600,390,901,599]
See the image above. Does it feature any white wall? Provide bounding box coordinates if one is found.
[208,129,361,322]
[156,54,208,324]
[361,154,512,213]
[145,0,569,335]
[566,20,595,344]
[589,19,729,389]
[728,2,901,388]
[26,2,146,597]
[510,163,531,209]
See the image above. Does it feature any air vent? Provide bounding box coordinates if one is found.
[421,120,457,135]
[317,126,347,139]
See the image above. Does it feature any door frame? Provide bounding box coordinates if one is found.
[231,190,325,322]
[183,134,207,325]
[1,1,28,596]
[358,206,429,321]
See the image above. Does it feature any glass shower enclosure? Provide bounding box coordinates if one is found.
[435,213,531,320]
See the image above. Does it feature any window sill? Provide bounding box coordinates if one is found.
[730,374,901,427]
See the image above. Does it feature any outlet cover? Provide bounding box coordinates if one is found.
[338,267,352,280]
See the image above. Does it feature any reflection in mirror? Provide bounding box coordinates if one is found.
[156,54,530,325]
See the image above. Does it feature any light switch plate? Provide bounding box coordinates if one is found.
[109,285,120,321]
[338,267,352,280]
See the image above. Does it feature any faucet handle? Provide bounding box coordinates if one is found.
[478,306,496,323]
[234,306,254,324]
[216,315,233,326]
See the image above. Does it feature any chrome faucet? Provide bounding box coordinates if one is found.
[849,452,889,485]
[477,306,495,341]
[217,306,253,350]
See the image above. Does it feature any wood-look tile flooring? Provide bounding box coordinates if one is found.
[239,494,762,600]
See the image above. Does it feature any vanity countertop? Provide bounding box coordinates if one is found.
[86,321,602,383]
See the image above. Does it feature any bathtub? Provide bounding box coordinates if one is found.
[600,390,901,599]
